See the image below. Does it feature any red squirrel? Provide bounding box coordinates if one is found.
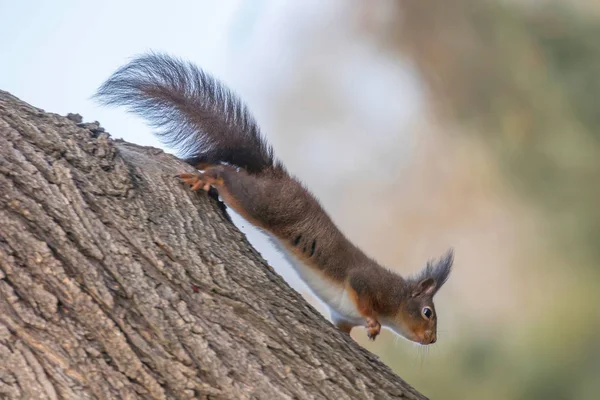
[95,53,453,344]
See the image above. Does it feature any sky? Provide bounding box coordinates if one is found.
[1,0,256,147]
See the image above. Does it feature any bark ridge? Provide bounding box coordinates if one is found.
[0,90,426,400]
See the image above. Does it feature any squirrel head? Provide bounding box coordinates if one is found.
[389,249,454,345]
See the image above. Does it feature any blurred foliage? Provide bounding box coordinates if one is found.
[394,1,600,267]
[378,1,600,398]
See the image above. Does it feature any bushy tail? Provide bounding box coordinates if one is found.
[95,52,275,173]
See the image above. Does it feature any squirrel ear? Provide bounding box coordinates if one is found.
[412,278,436,297]
[411,248,454,297]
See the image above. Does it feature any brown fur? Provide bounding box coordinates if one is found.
[96,52,454,344]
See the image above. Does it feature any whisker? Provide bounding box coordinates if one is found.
[416,344,426,371]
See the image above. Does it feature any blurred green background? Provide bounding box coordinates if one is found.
[344,1,600,399]
[2,0,599,398]
[266,1,600,398]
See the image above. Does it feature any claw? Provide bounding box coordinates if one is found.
[190,179,204,191]
[177,170,223,192]
[177,172,209,192]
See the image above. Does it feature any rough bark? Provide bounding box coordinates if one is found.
[0,90,427,400]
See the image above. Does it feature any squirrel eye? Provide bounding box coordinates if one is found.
[422,307,433,319]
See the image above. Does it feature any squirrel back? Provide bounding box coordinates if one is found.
[95,52,279,174]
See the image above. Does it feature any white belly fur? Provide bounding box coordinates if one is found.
[268,236,363,324]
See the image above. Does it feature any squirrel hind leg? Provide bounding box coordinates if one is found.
[179,165,265,228]
[178,165,226,192]
[178,169,233,222]
[178,173,212,191]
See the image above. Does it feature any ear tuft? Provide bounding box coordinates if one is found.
[411,248,454,297]
[413,277,436,297]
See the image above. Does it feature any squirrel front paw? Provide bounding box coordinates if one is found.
[366,317,381,340]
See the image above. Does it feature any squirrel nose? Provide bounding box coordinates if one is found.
[425,332,436,344]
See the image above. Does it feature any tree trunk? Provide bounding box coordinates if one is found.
[0,90,427,400]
